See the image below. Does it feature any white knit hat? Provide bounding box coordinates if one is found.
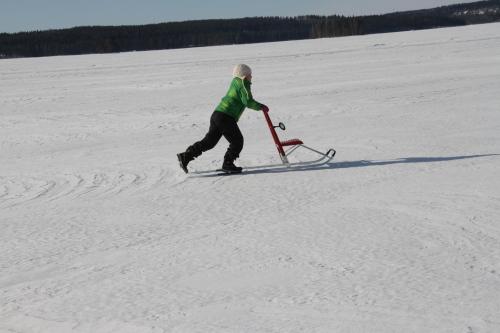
[232,64,252,79]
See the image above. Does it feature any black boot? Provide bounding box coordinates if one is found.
[222,159,243,174]
[177,152,193,173]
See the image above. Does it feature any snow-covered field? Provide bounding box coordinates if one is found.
[1,22,500,332]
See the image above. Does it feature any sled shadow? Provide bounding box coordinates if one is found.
[211,153,499,177]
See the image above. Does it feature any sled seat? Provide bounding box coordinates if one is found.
[280,139,304,147]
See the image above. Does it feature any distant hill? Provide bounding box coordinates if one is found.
[1,0,499,59]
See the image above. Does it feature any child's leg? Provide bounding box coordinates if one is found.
[185,112,223,159]
[216,115,244,163]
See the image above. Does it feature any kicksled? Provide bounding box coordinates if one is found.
[192,110,336,176]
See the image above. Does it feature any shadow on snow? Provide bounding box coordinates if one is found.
[195,154,499,178]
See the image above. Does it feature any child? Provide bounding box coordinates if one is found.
[177,64,269,174]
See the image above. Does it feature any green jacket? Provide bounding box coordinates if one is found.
[215,77,263,121]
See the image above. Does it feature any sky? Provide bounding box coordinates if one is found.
[1,0,480,33]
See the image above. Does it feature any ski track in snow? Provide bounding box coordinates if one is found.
[1,23,500,332]
[0,168,176,209]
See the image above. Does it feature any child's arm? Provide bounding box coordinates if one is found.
[239,79,265,111]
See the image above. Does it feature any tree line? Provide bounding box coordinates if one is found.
[0,0,499,59]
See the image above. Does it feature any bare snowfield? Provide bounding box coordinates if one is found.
[1,22,500,332]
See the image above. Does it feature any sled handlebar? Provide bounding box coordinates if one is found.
[262,110,285,130]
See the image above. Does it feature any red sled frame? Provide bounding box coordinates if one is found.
[262,110,336,166]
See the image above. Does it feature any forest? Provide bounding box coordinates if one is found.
[1,0,499,58]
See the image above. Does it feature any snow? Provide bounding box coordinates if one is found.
[1,22,500,332]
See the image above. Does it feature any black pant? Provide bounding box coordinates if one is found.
[187,111,244,162]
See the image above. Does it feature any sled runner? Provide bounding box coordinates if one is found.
[191,109,336,176]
